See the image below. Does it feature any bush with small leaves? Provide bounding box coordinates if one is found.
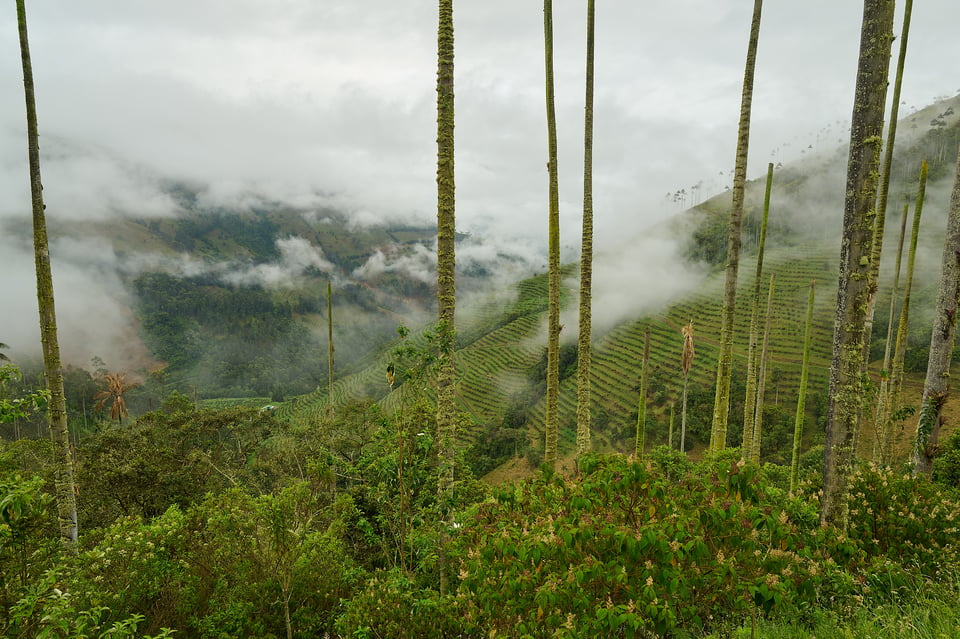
[452,454,863,637]
[933,428,960,489]
[847,462,960,580]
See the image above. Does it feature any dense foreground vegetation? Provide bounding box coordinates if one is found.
[2,394,960,638]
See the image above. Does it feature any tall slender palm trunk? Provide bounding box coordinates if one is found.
[635,327,650,458]
[822,0,896,529]
[435,0,456,594]
[16,0,78,545]
[863,0,914,362]
[668,403,675,450]
[680,321,695,453]
[711,0,764,451]
[576,0,596,461]
[915,144,960,476]
[873,203,909,459]
[750,273,776,464]
[881,161,927,463]
[327,281,334,418]
[790,281,816,494]
[543,0,561,468]
[742,163,774,461]
[884,205,910,371]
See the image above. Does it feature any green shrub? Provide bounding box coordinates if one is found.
[847,462,960,579]
[335,569,465,639]
[933,428,960,489]
[452,455,862,637]
[67,483,364,637]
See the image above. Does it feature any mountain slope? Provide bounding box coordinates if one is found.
[279,94,960,470]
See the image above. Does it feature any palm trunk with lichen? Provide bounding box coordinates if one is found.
[915,145,960,476]
[711,0,764,451]
[821,0,895,529]
[635,327,650,458]
[575,0,596,461]
[863,0,914,365]
[435,0,456,594]
[17,0,78,546]
[751,273,776,464]
[881,161,927,464]
[543,0,561,468]
[742,163,774,461]
[790,281,816,493]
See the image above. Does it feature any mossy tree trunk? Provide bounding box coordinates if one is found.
[822,0,896,529]
[790,280,816,494]
[915,145,960,476]
[711,0,764,451]
[635,327,650,459]
[16,0,78,545]
[863,0,914,361]
[751,273,776,464]
[881,161,927,464]
[576,0,596,462]
[742,163,774,462]
[435,0,456,594]
[543,0,561,469]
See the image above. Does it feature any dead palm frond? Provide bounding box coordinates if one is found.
[681,321,695,376]
[94,372,140,422]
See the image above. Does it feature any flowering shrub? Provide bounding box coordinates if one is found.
[848,462,960,580]
[451,454,861,637]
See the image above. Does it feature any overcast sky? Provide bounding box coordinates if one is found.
[1,0,958,365]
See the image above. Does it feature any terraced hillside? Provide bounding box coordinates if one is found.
[278,241,845,457]
[278,94,960,463]
[277,272,554,440]
[524,244,839,456]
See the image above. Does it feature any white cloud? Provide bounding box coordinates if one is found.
[224,236,335,288]
[353,243,436,284]
[1,0,959,366]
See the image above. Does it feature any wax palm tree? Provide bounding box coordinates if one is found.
[874,203,909,454]
[711,0,765,451]
[635,327,650,458]
[16,0,78,544]
[915,144,960,476]
[863,0,915,362]
[543,0,561,468]
[435,0,456,594]
[576,0,596,461]
[881,162,927,463]
[750,273,776,464]
[742,163,774,461]
[94,372,140,424]
[680,321,695,452]
[790,281,816,494]
[327,281,334,418]
[822,0,896,529]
